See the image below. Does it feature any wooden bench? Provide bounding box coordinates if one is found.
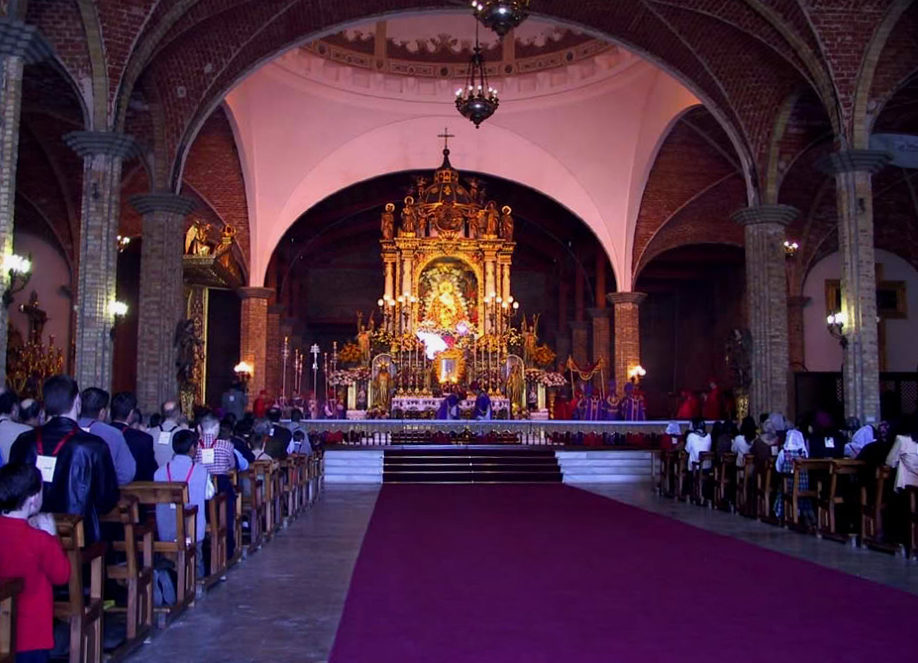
[99,495,153,651]
[756,457,778,523]
[251,461,282,537]
[202,491,228,587]
[714,452,737,511]
[906,485,918,559]
[239,468,266,551]
[736,454,755,517]
[0,578,23,663]
[228,470,246,565]
[691,451,716,506]
[817,459,865,541]
[860,466,895,552]
[53,514,106,663]
[120,482,198,624]
[780,458,831,531]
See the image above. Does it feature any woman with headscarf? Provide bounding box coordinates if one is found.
[775,428,813,522]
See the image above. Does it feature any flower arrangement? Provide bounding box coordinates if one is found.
[531,344,556,367]
[338,342,361,365]
[328,366,371,386]
[538,371,566,387]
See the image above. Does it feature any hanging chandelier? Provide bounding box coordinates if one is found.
[455,25,499,128]
[471,1,531,38]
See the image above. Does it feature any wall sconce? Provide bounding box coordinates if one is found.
[783,240,799,258]
[826,311,847,348]
[109,300,128,340]
[234,360,254,386]
[2,253,32,307]
[116,235,132,253]
[628,365,647,383]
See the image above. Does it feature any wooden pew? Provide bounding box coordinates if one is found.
[251,461,281,537]
[239,468,265,552]
[906,485,918,560]
[780,459,831,531]
[755,457,778,524]
[714,452,737,511]
[53,514,106,663]
[228,470,245,565]
[99,495,153,651]
[309,452,323,504]
[657,448,674,496]
[671,449,688,500]
[691,451,715,507]
[817,459,865,541]
[120,483,198,624]
[0,577,23,663]
[736,454,755,517]
[860,465,894,552]
[202,491,228,587]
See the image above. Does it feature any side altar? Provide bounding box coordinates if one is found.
[329,140,562,419]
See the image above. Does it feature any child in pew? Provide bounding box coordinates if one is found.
[153,429,215,578]
[0,463,71,663]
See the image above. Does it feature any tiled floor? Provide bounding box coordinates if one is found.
[124,482,918,662]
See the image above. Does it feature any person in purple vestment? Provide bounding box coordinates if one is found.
[437,393,460,420]
[474,389,491,420]
[618,382,647,421]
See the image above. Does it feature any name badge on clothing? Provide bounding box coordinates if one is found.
[158,431,171,445]
[825,437,835,449]
[36,455,57,483]
[201,448,215,464]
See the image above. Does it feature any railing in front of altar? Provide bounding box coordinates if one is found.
[280,419,683,447]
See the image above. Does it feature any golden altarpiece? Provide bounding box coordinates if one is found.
[360,142,536,417]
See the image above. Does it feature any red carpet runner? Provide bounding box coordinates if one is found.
[330,484,918,662]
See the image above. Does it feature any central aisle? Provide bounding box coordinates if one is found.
[331,484,918,663]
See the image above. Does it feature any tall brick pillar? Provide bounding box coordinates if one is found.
[131,193,196,415]
[266,304,284,399]
[731,204,797,418]
[817,150,890,424]
[787,296,809,370]
[0,20,50,384]
[239,287,273,400]
[608,292,646,397]
[64,131,136,392]
[570,321,589,367]
[588,308,610,389]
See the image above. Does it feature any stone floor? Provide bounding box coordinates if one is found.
[124,482,918,663]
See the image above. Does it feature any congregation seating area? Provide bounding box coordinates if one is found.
[0,455,323,663]
[658,448,918,558]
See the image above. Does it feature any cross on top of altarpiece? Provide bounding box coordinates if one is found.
[438,128,455,151]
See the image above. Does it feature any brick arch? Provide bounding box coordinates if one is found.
[631,106,745,281]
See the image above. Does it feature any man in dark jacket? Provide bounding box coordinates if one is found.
[9,375,120,544]
[110,392,157,482]
[264,408,290,460]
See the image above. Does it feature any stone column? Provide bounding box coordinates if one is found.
[266,304,284,398]
[383,257,395,301]
[130,193,195,415]
[0,20,50,384]
[64,131,137,392]
[500,256,511,301]
[787,295,810,370]
[817,150,890,424]
[401,256,412,298]
[570,320,589,367]
[239,287,273,400]
[608,292,647,397]
[588,307,610,388]
[731,204,797,418]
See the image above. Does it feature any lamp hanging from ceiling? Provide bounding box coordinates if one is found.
[455,21,499,128]
[471,0,531,38]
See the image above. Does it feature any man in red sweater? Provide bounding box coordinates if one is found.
[0,463,71,663]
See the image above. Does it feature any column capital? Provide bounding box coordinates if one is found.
[130,192,196,216]
[63,131,137,159]
[787,295,811,308]
[731,204,798,227]
[569,320,590,332]
[0,19,52,63]
[238,287,274,301]
[816,150,890,176]
[607,291,647,306]
[587,307,610,319]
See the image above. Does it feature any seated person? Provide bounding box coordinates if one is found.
[732,416,757,467]
[685,418,712,471]
[264,409,291,460]
[292,429,312,456]
[0,462,70,663]
[775,429,813,522]
[154,430,214,577]
[110,391,157,482]
[251,432,272,462]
